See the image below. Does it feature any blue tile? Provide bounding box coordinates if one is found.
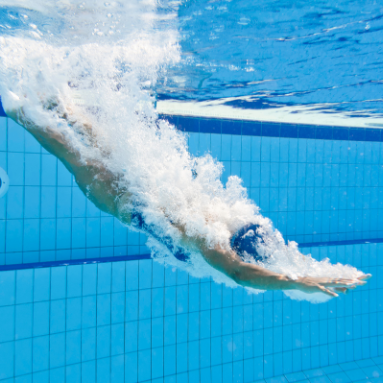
[361,366,383,378]
[316,126,332,139]
[0,117,6,151]
[33,336,49,372]
[222,119,241,135]
[309,377,331,383]
[280,124,298,138]
[23,219,39,252]
[333,127,349,140]
[15,303,33,339]
[40,187,56,219]
[111,292,125,324]
[111,323,124,356]
[41,155,57,186]
[66,330,81,365]
[266,376,288,383]
[264,354,274,378]
[66,364,81,383]
[201,118,221,134]
[24,186,40,218]
[165,286,176,315]
[262,122,280,137]
[96,357,110,383]
[97,262,112,294]
[97,294,111,325]
[138,318,152,350]
[298,125,316,139]
[81,362,96,383]
[327,371,352,383]
[365,128,381,141]
[0,305,14,342]
[152,347,164,379]
[33,301,49,336]
[138,349,151,381]
[6,219,23,252]
[16,269,33,303]
[357,359,377,368]
[285,372,307,382]
[15,339,32,375]
[50,299,66,333]
[66,297,82,330]
[178,116,199,132]
[8,119,25,152]
[243,121,261,136]
[56,218,71,249]
[25,153,41,185]
[304,368,325,378]
[82,328,96,362]
[96,326,111,359]
[164,345,176,376]
[57,161,72,186]
[111,354,124,382]
[344,369,368,381]
[322,366,343,375]
[50,367,65,383]
[0,341,14,380]
[349,128,366,141]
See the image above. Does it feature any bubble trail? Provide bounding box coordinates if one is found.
[0,0,365,302]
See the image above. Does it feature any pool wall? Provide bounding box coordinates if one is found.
[0,242,381,383]
[0,117,151,267]
[0,113,382,382]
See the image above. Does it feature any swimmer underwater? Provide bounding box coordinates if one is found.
[6,102,370,299]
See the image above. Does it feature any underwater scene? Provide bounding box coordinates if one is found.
[0,1,382,382]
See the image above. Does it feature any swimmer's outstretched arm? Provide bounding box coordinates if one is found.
[198,242,369,297]
[6,106,124,218]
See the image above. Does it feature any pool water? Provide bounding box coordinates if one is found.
[1,114,382,382]
[0,0,382,381]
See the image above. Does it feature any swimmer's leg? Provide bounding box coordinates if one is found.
[6,103,127,218]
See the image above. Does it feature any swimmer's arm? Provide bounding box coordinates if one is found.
[201,246,298,290]
[200,245,367,297]
[6,107,125,218]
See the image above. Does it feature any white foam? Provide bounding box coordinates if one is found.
[157,97,383,128]
[0,0,365,302]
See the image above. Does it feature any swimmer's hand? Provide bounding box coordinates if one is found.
[294,274,371,297]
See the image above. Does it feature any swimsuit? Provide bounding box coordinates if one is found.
[230,223,266,262]
[131,206,266,264]
[130,210,190,262]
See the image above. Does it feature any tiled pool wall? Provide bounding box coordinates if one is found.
[2,115,383,265]
[0,113,382,382]
[0,242,381,382]
[0,117,151,267]
[165,115,383,246]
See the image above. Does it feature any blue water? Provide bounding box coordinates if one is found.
[0,0,382,382]
[1,114,382,382]
[160,0,383,117]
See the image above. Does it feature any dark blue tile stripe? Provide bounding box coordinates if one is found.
[0,254,152,271]
[1,236,382,271]
[298,238,383,248]
[159,114,383,142]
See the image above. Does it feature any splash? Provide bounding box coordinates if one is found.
[0,0,364,302]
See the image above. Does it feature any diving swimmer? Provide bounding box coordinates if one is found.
[5,101,370,298]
